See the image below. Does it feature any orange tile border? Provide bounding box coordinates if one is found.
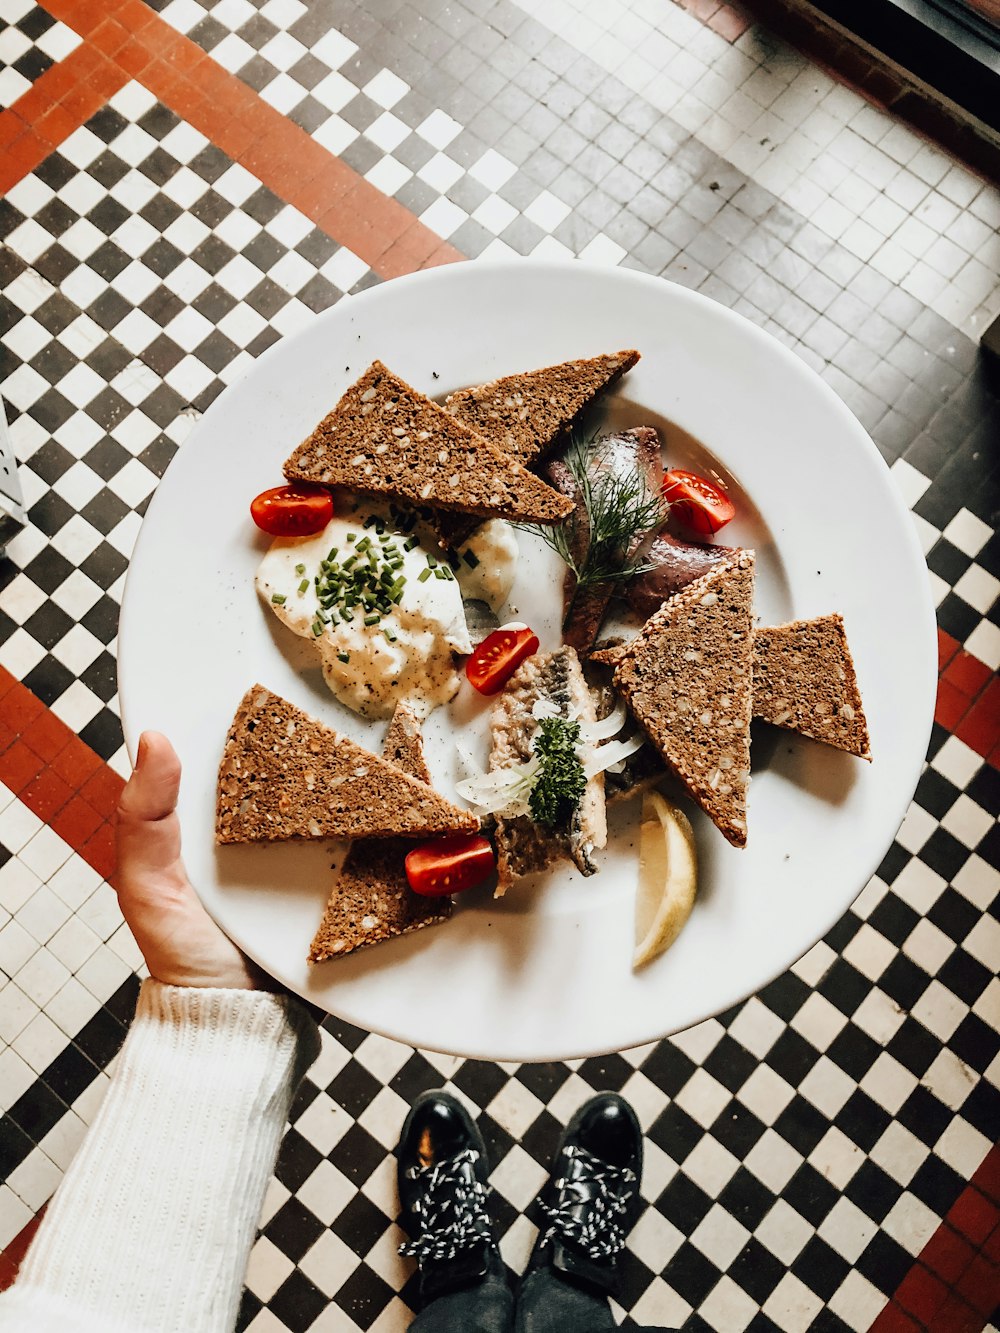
[33,0,464,281]
[0,43,128,194]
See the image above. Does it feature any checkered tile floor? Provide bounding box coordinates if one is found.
[1,0,1000,1329]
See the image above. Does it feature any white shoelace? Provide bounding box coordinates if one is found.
[538,1144,636,1261]
[398,1147,493,1264]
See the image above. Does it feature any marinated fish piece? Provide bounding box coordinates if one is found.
[490,647,607,895]
[626,532,740,620]
[547,427,664,653]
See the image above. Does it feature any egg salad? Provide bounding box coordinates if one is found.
[256,510,517,719]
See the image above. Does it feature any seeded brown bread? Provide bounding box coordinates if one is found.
[282,361,574,524]
[216,684,478,843]
[429,350,642,551]
[753,615,871,759]
[445,350,641,466]
[612,552,755,848]
[307,704,451,963]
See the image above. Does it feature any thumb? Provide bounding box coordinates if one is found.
[116,731,187,896]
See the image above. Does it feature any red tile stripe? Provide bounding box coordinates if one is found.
[672,0,753,42]
[0,1210,45,1293]
[935,630,999,771]
[0,42,129,195]
[0,667,122,882]
[871,1145,1000,1332]
[34,0,463,279]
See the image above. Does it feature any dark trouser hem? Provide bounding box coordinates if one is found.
[409,1251,515,1333]
[409,1258,676,1332]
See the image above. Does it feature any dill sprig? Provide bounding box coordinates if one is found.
[519,431,667,594]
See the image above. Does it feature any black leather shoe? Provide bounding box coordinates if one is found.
[397,1089,498,1301]
[524,1092,643,1299]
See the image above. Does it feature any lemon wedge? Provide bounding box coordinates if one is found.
[633,790,698,969]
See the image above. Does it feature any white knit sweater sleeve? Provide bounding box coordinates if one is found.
[0,980,320,1333]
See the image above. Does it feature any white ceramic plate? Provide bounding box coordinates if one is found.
[118,261,936,1062]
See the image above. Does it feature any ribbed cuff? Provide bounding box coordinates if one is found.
[11,981,320,1333]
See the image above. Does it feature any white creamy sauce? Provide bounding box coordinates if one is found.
[454,519,519,611]
[257,513,477,720]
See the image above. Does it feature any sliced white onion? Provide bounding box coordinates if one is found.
[456,757,540,814]
[582,733,645,779]
[579,700,628,742]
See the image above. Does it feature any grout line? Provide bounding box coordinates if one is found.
[0,42,129,195]
[33,0,464,280]
[870,1144,1000,1331]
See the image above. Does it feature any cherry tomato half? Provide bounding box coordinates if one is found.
[661,469,735,537]
[250,484,333,537]
[406,834,496,898]
[466,624,540,695]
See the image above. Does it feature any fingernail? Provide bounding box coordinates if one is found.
[136,734,148,770]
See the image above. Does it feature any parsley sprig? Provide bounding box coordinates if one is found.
[528,716,587,829]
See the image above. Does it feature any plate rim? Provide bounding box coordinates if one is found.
[118,259,938,1061]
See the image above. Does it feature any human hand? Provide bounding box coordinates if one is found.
[115,731,263,990]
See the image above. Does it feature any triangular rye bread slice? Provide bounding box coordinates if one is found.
[308,704,451,963]
[753,615,871,759]
[613,552,755,848]
[445,350,640,467]
[283,361,574,525]
[216,685,478,843]
[429,350,641,551]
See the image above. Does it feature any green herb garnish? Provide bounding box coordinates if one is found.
[294,563,305,576]
[270,593,286,604]
[529,717,587,829]
[518,431,666,604]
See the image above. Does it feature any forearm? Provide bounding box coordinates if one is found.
[0,981,319,1333]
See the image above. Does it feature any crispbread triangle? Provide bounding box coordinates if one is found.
[282,361,573,524]
[613,552,755,848]
[753,615,871,759]
[445,350,640,466]
[215,685,478,844]
[308,704,451,963]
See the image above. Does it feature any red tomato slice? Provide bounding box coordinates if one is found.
[250,485,333,537]
[662,469,735,537]
[406,834,496,898]
[466,624,540,695]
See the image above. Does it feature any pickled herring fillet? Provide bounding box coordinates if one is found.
[490,647,607,894]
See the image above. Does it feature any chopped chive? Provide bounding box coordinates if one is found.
[341,608,354,622]
[404,535,419,551]
[294,563,305,576]
[297,579,309,594]
[418,567,432,582]
[311,621,324,637]
[337,651,350,663]
[346,532,356,543]
[270,593,286,604]
[434,567,447,580]
[383,628,397,643]
[364,611,380,626]
[426,554,437,568]
[463,549,480,568]
[363,515,376,529]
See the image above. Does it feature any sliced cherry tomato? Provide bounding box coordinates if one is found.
[406,834,496,898]
[250,484,333,537]
[466,623,540,695]
[661,469,735,537]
